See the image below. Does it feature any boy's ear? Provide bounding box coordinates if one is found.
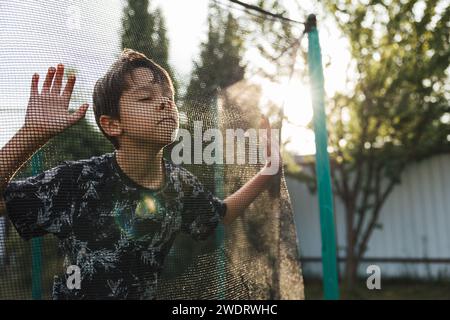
[99,115,122,137]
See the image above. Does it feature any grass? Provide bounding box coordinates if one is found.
[303,277,450,300]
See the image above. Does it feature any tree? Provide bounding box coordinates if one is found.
[184,3,246,106]
[181,3,247,190]
[122,0,179,100]
[321,0,450,289]
[160,3,248,279]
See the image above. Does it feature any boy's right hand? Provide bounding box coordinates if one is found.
[23,64,89,140]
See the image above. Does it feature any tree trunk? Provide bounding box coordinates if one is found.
[345,251,358,290]
[344,201,358,290]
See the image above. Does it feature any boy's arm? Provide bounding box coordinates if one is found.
[223,163,279,225]
[0,64,89,217]
[0,127,49,216]
[222,116,281,225]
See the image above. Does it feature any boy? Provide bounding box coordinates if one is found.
[0,49,280,299]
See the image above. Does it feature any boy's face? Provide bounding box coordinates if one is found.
[118,67,179,148]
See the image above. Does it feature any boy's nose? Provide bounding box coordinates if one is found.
[158,97,176,110]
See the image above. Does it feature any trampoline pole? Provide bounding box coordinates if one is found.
[306,14,340,300]
[31,150,43,300]
[213,92,226,300]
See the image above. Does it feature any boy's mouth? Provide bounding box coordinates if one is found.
[157,117,177,125]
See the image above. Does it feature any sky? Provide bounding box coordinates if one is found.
[0,0,352,155]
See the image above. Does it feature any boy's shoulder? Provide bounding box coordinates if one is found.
[62,152,113,167]
[66,154,205,189]
[59,152,114,177]
[56,155,207,191]
[28,153,116,188]
[166,161,208,194]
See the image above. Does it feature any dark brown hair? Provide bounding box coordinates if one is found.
[93,48,174,149]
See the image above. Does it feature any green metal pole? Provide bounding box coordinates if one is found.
[30,150,43,300]
[213,93,226,300]
[306,14,340,300]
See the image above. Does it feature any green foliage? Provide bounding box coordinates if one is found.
[182,3,248,190]
[1,230,60,299]
[184,3,246,106]
[245,0,305,80]
[44,119,113,165]
[326,0,450,176]
[14,119,113,179]
[163,3,250,276]
[122,0,180,100]
[321,0,450,285]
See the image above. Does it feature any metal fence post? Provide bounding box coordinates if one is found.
[306,14,340,300]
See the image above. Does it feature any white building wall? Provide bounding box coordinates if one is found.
[287,154,450,279]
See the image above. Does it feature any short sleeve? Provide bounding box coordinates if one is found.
[180,172,227,241]
[2,163,78,241]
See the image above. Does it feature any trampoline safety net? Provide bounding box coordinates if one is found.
[0,0,304,300]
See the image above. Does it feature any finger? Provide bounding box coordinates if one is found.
[260,114,270,128]
[266,133,272,157]
[69,103,89,125]
[263,116,272,156]
[262,114,272,137]
[264,115,271,129]
[62,74,76,101]
[51,64,64,95]
[259,116,269,139]
[259,129,271,158]
[30,73,39,96]
[41,67,56,94]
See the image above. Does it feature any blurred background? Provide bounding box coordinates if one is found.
[0,0,449,299]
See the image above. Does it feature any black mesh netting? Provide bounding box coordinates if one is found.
[0,1,304,300]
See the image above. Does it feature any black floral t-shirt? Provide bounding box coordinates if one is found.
[2,152,227,299]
